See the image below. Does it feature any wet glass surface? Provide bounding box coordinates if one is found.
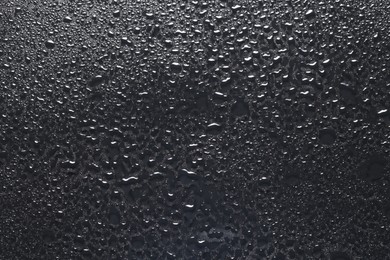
[0,0,389,259]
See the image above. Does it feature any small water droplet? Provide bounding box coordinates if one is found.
[45,40,55,49]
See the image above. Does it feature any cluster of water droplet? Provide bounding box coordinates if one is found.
[0,0,389,259]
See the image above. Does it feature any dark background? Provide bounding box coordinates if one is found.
[0,0,389,259]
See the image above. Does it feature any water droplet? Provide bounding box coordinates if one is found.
[113,10,120,17]
[206,123,222,134]
[45,40,55,49]
[305,9,315,19]
[63,16,72,23]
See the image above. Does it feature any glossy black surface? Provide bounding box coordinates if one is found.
[0,0,389,259]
